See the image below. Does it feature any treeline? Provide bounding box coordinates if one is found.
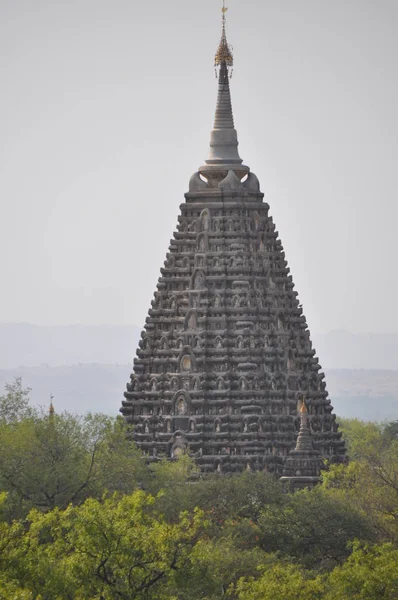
[0,379,397,599]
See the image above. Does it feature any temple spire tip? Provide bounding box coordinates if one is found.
[214,1,233,78]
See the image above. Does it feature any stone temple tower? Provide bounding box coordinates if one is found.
[121,4,346,475]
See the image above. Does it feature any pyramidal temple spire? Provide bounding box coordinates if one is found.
[121,3,346,475]
[199,1,249,183]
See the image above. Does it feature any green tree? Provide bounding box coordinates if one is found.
[382,421,398,444]
[322,443,398,543]
[0,411,146,519]
[325,542,398,600]
[256,486,374,568]
[0,378,33,424]
[0,491,205,600]
[170,538,270,599]
[338,417,382,460]
[235,562,324,600]
[147,461,283,528]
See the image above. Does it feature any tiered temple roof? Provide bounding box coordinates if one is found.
[120,4,346,475]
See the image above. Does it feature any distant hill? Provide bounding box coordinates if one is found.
[1,323,398,370]
[0,364,397,423]
[0,323,141,368]
[0,324,397,422]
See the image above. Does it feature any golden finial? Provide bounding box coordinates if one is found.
[214,0,233,75]
[49,394,55,417]
[300,398,308,414]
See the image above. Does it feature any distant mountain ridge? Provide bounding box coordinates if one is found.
[1,323,398,370]
[0,364,396,422]
[0,324,397,422]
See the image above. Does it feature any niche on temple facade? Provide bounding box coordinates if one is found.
[195,254,206,268]
[196,232,208,253]
[172,390,191,416]
[185,309,198,331]
[178,346,195,373]
[236,336,244,349]
[193,336,203,349]
[131,377,139,391]
[166,255,175,268]
[170,377,180,391]
[181,355,192,372]
[287,349,295,370]
[191,376,201,391]
[213,294,222,308]
[216,377,225,390]
[239,377,248,390]
[253,211,260,230]
[191,269,206,290]
[171,433,187,458]
[200,209,211,231]
[175,396,187,415]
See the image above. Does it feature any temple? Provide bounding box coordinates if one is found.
[120,3,346,475]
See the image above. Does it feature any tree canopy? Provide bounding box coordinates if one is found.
[0,379,397,599]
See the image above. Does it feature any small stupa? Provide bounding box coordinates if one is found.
[280,398,322,490]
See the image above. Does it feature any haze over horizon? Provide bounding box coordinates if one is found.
[1,0,397,334]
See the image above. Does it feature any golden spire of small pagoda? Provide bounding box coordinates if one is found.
[300,397,308,414]
[49,394,55,418]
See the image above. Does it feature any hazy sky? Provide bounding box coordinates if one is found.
[1,0,397,333]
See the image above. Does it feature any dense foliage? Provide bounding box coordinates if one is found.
[0,379,397,599]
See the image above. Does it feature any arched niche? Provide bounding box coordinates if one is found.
[172,390,191,416]
[216,377,225,390]
[130,378,140,391]
[214,418,222,433]
[236,335,244,349]
[239,377,248,390]
[191,269,206,290]
[213,294,222,308]
[193,336,202,350]
[196,232,208,253]
[200,209,211,232]
[287,349,295,370]
[171,444,186,458]
[215,336,223,349]
[184,309,198,331]
[170,432,188,458]
[160,336,168,350]
[180,355,192,372]
[191,376,201,391]
[170,376,180,391]
[253,211,260,230]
